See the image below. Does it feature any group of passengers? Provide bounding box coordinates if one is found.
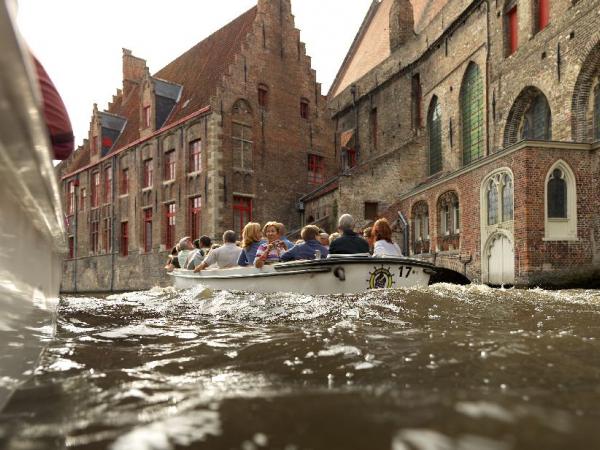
[165,213,403,272]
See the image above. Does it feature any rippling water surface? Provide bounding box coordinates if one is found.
[2,284,600,449]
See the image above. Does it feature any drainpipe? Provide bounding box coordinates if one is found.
[74,176,79,293]
[110,156,117,292]
[397,211,409,255]
[485,0,492,155]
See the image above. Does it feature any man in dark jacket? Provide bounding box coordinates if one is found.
[329,214,370,255]
[281,225,328,261]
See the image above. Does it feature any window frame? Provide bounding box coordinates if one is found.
[165,203,177,249]
[143,208,153,253]
[189,139,202,173]
[307,154,325,185]
[233,196,252,237]
[300,98,310,120]
[189,196,202,240]
[103,166,112,204]
[91,171,100,208]
[120,222,129,257]
[120,168,129,196]
[164,149,176,182]
[143,159,153,189]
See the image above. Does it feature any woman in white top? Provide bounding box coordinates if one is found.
[372,218,403,257]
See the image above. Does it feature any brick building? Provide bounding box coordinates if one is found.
[59,0,335,292]
[304,0,600,286]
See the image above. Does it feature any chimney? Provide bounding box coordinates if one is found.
[389,0,415,51]
[122,48,147,98]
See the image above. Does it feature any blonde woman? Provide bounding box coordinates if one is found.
[255,221,289,268]
[237,222,265,266]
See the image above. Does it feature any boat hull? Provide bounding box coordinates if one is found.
[170,257,434,295]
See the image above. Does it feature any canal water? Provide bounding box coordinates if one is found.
[1,284,600,449]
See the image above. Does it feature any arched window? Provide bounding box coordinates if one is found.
[232,99,253,171]
[547,168,567,218]
[545,161,577,240]
[412,201,430,254]
[594,85,600,141]
[521,94,551,140]
[501,174,514,221]
[428,96,442,175]
[460,63,484,166]
[487,179,498,225]
[437,191,460,246]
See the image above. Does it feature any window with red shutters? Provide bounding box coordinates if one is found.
[120,222,128,257]
[538,0,549,31]
[143,106,151,128]
[164,150,176,181]
[143,159,153,188]
[507,6,518,55]
[143,208,152,253]
[300,98,309,119]
[190,196,202,240]
[103,167,112,204]
[165,203,176,249]
[189,140,202,173]
[90,218,99,254]
[66,181,75,215]
[308,154,324,185]
[103,217,112,253]
[233,196,252,236]
[91,172,100,208]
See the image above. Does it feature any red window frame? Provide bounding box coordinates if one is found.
[80,187,86,210]
[308,154,325,185]
[103,217,112,253]
[91,172,100,208]
[120,222,128,257]
[233,196,252,236]
[538,0,549,31]
[143,106,151,128]
[120,168,129,195]
[103,167,112,204]
[507,6,518,55]
[300,99,309,119]
[165,203,177,249]
[189,140,202,173]
[90,219,99,254]
[143,159,153,188]
[164,150,176,181]
[190,196,202,240]
[66,181,75,215]
[143,209,152,253]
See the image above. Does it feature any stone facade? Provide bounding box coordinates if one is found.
[306,0,600,286]
[59,0,335,292]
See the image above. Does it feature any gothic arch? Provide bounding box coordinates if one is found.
[571,39,600,142]
[427,95,442,175]
[459,62,485,166]
[503,86,552,147]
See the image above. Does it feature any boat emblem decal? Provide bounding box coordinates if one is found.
[367,266,395,289]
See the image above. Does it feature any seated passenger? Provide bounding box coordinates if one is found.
[372,218,403,257]
[238,222,264,266]
[278,222,295,250]
[194,231,242,272]
[281,225,329,262]
[329,214,370,255]
[164,246,180,272]
[318,232,330,249]
[363,226,375,253]
[177,236,194,268]
[255,222,289,268]
[185,235,213,270]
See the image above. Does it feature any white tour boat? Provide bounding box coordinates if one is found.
[170,256,436,295]
[0,0,67,410]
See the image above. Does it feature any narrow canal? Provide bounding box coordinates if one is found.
[1,284,600,449]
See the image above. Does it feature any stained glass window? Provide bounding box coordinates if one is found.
[502,174,514,221]
[522,95,551,140]
[548,169,567,218]
[428,97,442,175]
[461,64,484,165]
[487,180,498,225]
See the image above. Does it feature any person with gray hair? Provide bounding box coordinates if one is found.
[193,230,242,272]
[329,214,370,255]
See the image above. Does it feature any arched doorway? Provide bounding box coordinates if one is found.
[486,233,515,285]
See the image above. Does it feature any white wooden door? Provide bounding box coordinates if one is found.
[487,235,515,285]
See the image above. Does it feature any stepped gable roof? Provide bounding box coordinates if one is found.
[154,6,257,126]
[330,0,450,98]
